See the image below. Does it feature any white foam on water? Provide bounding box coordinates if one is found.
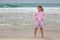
[0,7,60,14]
[0,24,11,26]
[0,7,60,26]
[44,7,60,14]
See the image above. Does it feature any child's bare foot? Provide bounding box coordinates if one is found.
[34,35,36,38]
[41,36,44,39]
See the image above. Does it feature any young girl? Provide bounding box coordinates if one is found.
[33,5,46,38]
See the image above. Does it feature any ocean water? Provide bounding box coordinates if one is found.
[0,3,60,7]
[0,3,60,26]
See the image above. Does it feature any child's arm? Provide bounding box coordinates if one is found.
[33,13,37,20]
[42,12,46,20]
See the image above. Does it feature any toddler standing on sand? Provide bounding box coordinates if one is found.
[33,5,46,39]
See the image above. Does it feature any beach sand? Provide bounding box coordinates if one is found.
[0,8,60,40]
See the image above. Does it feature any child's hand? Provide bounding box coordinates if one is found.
[42,18,44,20]
[36,18,38,20]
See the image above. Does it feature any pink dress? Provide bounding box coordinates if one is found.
[33,11,46,28]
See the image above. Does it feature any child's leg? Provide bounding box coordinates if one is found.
[40,27,44,38]
[34,28,38,38]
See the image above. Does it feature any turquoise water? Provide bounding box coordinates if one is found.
[0,3,60,8]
